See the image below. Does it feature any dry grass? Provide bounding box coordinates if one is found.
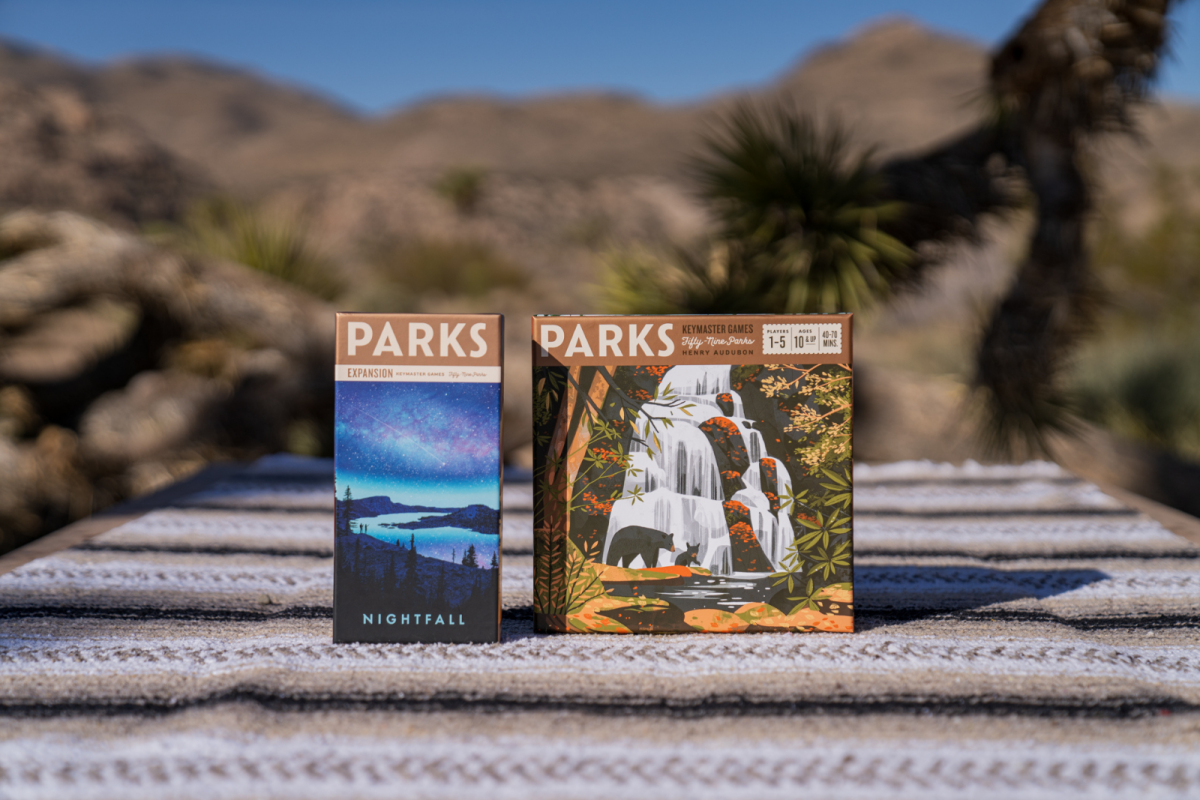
[369,238,527,298]
[149,197,343,300]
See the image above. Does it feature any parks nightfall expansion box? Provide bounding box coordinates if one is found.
[532,314,853,634]
[334,313,503,643]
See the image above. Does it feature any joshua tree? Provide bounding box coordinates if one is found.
[607,0,1180,454]
[977,0,1177,451]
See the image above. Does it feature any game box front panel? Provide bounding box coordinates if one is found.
[532,315,853,634]
[334,313,503,644]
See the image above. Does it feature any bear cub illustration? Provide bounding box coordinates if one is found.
[605,525,675,569]
[674,544,700,568]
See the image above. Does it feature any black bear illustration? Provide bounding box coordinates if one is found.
[605,526,676,569]
[674,544,700,568]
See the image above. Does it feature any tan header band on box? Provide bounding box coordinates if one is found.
[532,314,851,367]
[337,313,503,368]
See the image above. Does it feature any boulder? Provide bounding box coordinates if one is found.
[0,81,206,225]
[0,297,140,385]
[0,209,336,555]
[79,370,226,466]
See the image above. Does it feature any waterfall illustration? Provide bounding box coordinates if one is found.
[602,365,795,575]
[737,457,794,567]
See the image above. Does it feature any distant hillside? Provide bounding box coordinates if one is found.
[339,495,453,519]
[0,39,90,86]
[4,20,1197,220]
[0,79,207,225]
[88,59,375,191]
[0,23,1001,192]
[766,21,987,156]
[0,40,367,191]
[381,504,500,536]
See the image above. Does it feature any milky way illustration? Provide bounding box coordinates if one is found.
[335,381,500,507]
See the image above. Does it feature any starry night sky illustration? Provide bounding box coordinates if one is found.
[335,381,500,509]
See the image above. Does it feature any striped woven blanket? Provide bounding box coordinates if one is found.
[1,457,1198,799]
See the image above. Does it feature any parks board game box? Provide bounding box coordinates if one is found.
[532,314,852,634]
[334,313,503,643]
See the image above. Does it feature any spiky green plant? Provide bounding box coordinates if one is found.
[602,107,918,315]
[157,197,342,300]
[598,244,712,314]
[435,166,487,215]
[693,105,915,312]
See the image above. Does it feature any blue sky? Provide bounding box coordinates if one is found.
[1,1,1197,114]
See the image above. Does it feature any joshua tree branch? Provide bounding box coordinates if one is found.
[973,0,1181,453]
[879,123,1023,276]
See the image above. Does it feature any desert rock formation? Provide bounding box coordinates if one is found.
[0,80,206,225]
[0,210,334,552]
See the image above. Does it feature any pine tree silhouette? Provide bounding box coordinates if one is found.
[488,551,498,601]
[387,548,399,592]
[462,544,478,568]
[397,542,411,607]
[339,485,354,537]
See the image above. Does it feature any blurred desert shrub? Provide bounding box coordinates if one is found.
[435,166,487,215]
[564,215,614,250]
[1068,170,1200,459]
[601,106,912,314]
[600,244,717,314]
[1093,170,1200,325]
[371,238,527,300]
[1072,333,1200,458]
[150,197,342,300]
